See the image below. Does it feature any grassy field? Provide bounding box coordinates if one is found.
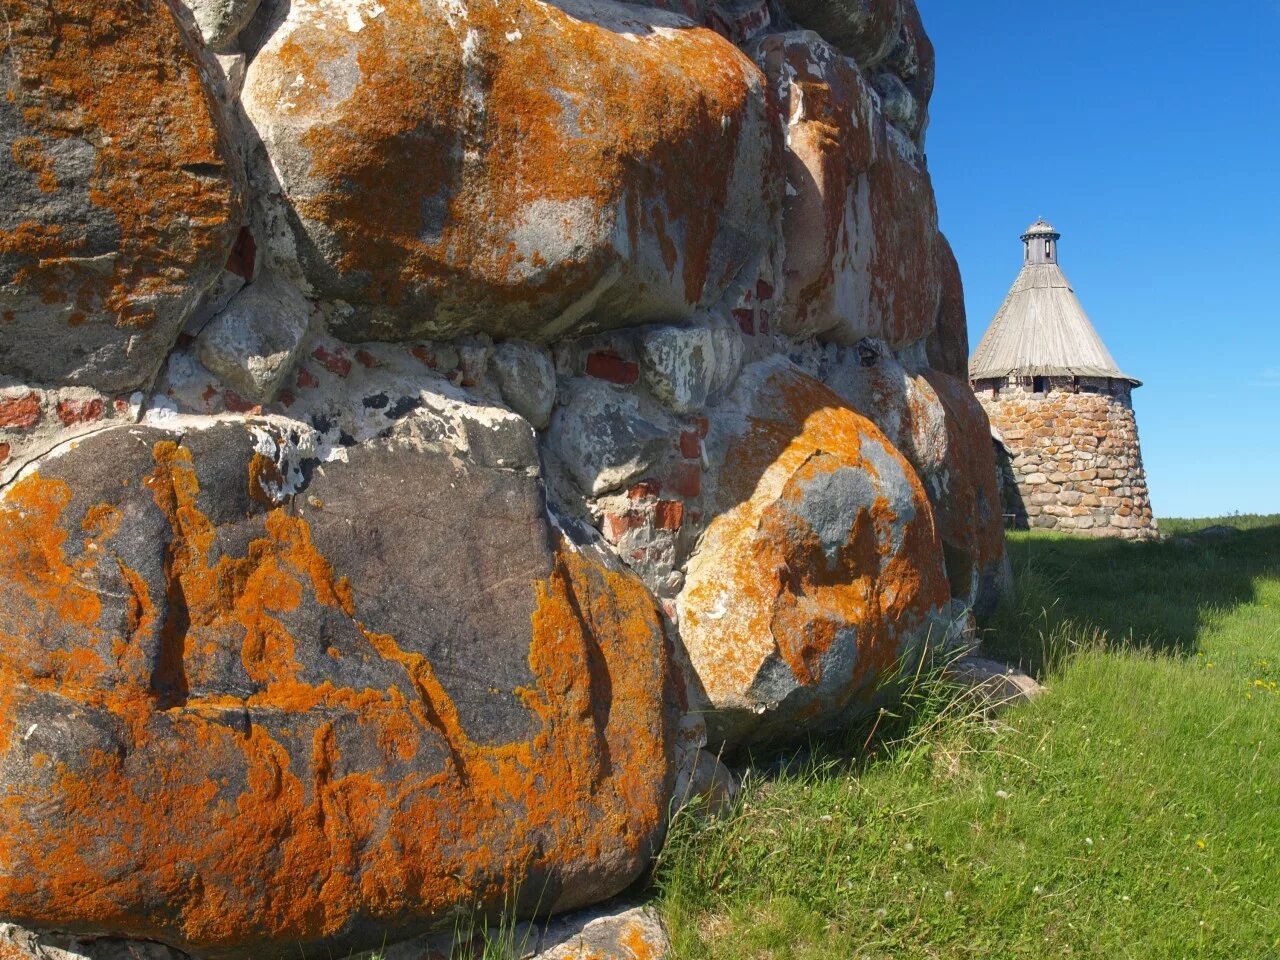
[653,516,1280,959]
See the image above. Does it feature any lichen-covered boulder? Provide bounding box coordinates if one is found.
[0,0,244,393]
[920,370,1009,617]
[676,359,952,747]
[0,416,676,958]
[752,31,940,347]
[240,0,779,343]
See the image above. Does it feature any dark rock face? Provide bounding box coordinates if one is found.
[0,0,244,392]
[0,420,676,958]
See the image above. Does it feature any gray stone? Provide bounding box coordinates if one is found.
[491,340,556,429]
[0,925,189,960]
[945,656,1044,712]
[639,323,717,413]
[777,0,902,69]
[548,378,675,496]
[181,0,263,52]
[196,273,311,402]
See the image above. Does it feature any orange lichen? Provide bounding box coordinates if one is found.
[679,366,948,733]
[252,0,771,334]
[0,0,240,336]
[0,434,674,954]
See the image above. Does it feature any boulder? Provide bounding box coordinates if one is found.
[920,371,1010,617]
[677,359,952,748]
[0,0,244,393]
[0,415,676,958]
[925,233,970,380]
[776,0,901,70]
[239,0,780,343]
[751,31,941,347]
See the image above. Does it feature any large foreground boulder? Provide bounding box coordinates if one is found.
[677,360,953,747]
[240,0,779,343]
[0,417,676,958]
[0,0,244,392]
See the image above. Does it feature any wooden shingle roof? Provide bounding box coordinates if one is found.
[969,225,1139,385]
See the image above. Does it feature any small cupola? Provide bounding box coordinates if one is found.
[1021,218,1060,265]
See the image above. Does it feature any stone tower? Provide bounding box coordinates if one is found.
[969,220,1157,539]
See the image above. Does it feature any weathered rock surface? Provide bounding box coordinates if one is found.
[0,0,244,393]
[0,0,1011,952]
[0,416,675,957]
[677,359,953,747]
[752,31,940,347]
[196,274,312,403]
[240,0,779,343]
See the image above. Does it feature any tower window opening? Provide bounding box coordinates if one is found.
[1045,239,1052,258]
[1033,376,1047,393]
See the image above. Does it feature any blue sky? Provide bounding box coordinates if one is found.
[920,1,1280,518]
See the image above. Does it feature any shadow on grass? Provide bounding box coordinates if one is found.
[982,517,1280,675]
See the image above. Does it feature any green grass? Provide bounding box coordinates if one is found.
[653,516,1280,959]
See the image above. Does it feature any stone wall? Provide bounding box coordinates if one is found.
[0,1,1011,956]
[976,377,1157,540]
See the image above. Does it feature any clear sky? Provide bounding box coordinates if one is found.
[920,1,1280,518]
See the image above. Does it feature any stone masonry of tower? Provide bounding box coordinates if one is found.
[978,378,1157,539]
[970,220,1158,540]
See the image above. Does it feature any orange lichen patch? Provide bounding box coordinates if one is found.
[10,136,59,193]
[678,365,948,741]
[247,0,772,335]
[0,0,240,360]
[0,433,673,954]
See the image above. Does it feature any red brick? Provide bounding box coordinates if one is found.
[410,345,438,368]
[0,393,41,429]
[355,349,380,369]
[627,480,662,500]
[201,384,220,404]
[312,345,352,378]
[585,351,639,385]
[113,398,130,414]
[654,500,684,531]
[55,398,103,426]
[756,278,774,301]
[732,308,754,336]
[277,389,296,408]
[678,430,702,459]
[691,415,710,438]
[225,226,256,280]
[0,442,9,465]
[603,510,645,543]
[668,462,701,498]
[224,391,261,414]
[296,367,319,389]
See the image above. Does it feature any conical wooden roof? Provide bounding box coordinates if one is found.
[970,222,1139,385]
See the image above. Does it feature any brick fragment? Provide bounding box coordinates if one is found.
[654,500,684,531]
[0,393,40,429]
[55,398,104,426]
[585,352,639,385]
[312,345,352,378]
